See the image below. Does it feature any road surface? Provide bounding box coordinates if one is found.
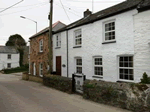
[0,73,131,112]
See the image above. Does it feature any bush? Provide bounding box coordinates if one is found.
[3,66,28,74]
[43,75,72,94]
[140,72,150,84]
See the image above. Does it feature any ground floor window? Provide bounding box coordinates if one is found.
[76,58,82,74]
[39,63,43,77]
[119,56,134,81]
[7,63,11,69]
[94,57,103,76]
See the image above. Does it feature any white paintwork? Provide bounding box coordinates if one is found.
[33,63,36,76]
[133,10,150,82]
[53,9,150,83]
[0,53,20,70]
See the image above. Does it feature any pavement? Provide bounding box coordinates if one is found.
[0,73,131,112]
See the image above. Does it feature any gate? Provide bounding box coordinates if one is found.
[72,74,86,94]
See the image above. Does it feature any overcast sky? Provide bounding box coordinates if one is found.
[0,0,125,45]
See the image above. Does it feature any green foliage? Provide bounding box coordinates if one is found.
[140,72,150,84]
[3,66,28,74]
[18,48,24,66]
[5,34,26,47]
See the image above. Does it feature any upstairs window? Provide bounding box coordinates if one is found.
[39,39,43,52]
[8,54,11,59]
[56,34,61,48]
[74,29,82,46]
[104,21,115,41]
[76,58,82,74]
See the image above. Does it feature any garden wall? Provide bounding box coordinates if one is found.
[83,80,150,112]
[43,75,72,94]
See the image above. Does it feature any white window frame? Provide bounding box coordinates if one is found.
[39,63,43,77]
[75,57,82,74]
[93,56,103,78]
[103,20,116,42]
[118,55,134,82]
[56,34,61,48]
[74,29,82,46]
[7,54,11,59]
[7,63,11,69]
[39,39,43,52]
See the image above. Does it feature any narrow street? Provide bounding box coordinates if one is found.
[0,73,131,112]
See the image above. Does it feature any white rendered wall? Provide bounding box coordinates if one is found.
[53,9,141,82]
[134,10,150,82]
[53,32,67,77]
[0,53,20,70]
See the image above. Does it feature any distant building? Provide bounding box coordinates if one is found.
[0,46,20,70]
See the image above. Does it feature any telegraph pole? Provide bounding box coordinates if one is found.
[48,0,53,73]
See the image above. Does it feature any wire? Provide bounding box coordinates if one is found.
[0,0,24,13]
[66,0,124,3]
[54,3,81,17]
[0,3,48,16]
[59,0,71,23]
[0,2,49,9]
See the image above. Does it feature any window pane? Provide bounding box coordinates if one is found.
[77,67,82,73]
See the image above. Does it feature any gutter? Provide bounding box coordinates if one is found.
[66,30,69,78]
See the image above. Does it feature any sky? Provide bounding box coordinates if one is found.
[0,0,125,45]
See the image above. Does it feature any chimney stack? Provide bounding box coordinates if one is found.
[84,9,92,18]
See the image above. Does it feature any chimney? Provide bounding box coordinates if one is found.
[84,9,92,18]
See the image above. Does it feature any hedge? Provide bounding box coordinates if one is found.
[43,75,72,94]
[3,65,28,74]
[83,80,150,112]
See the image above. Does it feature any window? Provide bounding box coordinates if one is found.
[7,63,11,69]
[39,63,43,77]
[39,39,43,52]
[76,58,82,74]
[94,57,103,76]
[104,21,115,41]
[119,56,134,81]
[74,29,82,46]
[8,54,11,59]
[56,34,61,48]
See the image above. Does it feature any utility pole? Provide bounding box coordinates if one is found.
[48,0,53,74]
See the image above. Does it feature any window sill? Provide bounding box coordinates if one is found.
[55,47,61,49]
[102,41,116,44]
[73,46,82,48]
[92,75,103,78]
[38,52,43,54]
[117,79,134,83]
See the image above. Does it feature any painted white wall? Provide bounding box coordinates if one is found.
[134,10,150,82]
[0,53,20,70]
[53,32,67,77]
[53,9,150,83]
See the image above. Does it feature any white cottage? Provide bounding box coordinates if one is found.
[53,0,150,83]
[0,46,20,70]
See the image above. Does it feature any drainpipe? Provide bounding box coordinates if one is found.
[66,30,69,77]
[28,40,31,74]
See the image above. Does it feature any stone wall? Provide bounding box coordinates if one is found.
[30,32,51,77]
[83,80,150,112]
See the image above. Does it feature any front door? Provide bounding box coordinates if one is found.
[33,63,36,76]
[56,56,61,76]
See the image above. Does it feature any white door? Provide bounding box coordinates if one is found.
[33,63,36,76]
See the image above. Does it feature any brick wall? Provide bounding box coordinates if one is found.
[30,32,52,77]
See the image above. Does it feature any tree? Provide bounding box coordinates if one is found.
[5,34,27,66]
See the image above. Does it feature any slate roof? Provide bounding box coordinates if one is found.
[0,46,18,54]
[29,21,66,39]
[54,0,149,33]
